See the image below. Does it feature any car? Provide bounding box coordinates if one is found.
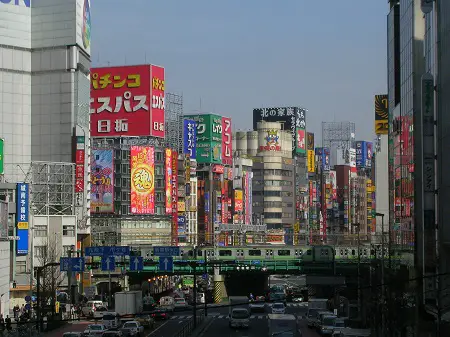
[63,333,83,337]
[292,295,304,302]
[103,332,123,337]
[82,301,105,317]
[249,296,266,313]
[83,324,108,337]
[120,321,144,337]
[150,308,171,320]
[174,297,188,311]
[135,314,155,329]
[271,302,286,314]
[93,306,108,320]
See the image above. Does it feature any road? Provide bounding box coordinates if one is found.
[151,302,320,337]
[269,275,306,288]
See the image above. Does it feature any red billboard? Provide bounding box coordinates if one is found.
[90,65,165,138]
[171,151,178,245]
[165,149,172,214]
[222,117,232,166]
[130,146,155,214]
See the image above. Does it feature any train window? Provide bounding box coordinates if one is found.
[237,250,244,257]
[306,250,312,256]
[351,249,355,255]
[370,249,375,255]
[277,250,290,256]
[345,249,348,255]
[249,250,261,256]
[197,250,203,256]
[340,249,343,255]
[219,250,232,256]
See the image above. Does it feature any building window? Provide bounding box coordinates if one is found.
[16,261,27,273]
[35,246,47,258]
[264,212,282,219]
[156,179,164,188]
[264,201,282,208]
[281,191,292,197]
[282,213,292,218]
[264,191,281,197]
[63,225,75,237]
[156,165,163,175]
[264,180,281,187]
[155,152,163,162]
[121,205,129,215]
[156,192,164,202]
[33,225,47,237]
[62,245,73,256]
[282,202,293,208]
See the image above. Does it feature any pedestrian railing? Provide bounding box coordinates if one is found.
[173,310,205,337]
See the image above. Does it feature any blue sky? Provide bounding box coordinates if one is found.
[92,0,387,141]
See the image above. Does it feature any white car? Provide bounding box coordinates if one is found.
[174,298,188,310]
[93,306,108,319]
[120,321,144,337]
[83,324,108,337]
[271,302,286,314]
[249,296,266,312]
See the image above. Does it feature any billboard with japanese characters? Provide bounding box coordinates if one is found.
[90,64,165,138]
[185,114,222,164]
[16,183,29,256]
[296,128,306,154]
[252,107,306,152]
[356,141,368,168]
[130,146,155,214]
[366,142,373,167]
[91,149,114,213]
[171,151,179,245]
[222,117,232,166]
[183,119,197,159]
[165,149,172,214]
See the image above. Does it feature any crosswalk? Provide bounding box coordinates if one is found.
[170,314,269,320]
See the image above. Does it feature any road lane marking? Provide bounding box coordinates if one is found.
[146,320,170,336]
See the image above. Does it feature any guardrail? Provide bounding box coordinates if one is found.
[173,309,205,337]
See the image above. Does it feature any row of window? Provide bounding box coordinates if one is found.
[253,191,293,197]
[253,180,293,186]
[253,170,293,177]
[264,212,293,219]
[252,201,294,208]
[33,225,75,237]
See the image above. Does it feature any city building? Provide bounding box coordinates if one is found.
[0,0,91,308]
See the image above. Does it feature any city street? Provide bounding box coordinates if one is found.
[149,302,320,337]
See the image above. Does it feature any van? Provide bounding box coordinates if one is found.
[102,312,120,329]
[318,314,337,335]
[229,308,250,328]
[82,301,104,317]
[159,296,175,312]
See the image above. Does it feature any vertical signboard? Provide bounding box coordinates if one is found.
[355,141,366,168]
[0,138,4,175]
[172,151,179,245]
[184,154,191,196]
[349,148,357,172]
[0,201,7,239]
[75,145,85,193]
[366,142,373,167]
[165,149,172,214]
[91,149,114,213]
[375,94,389,135]
[244,172,250,225]
[186,114,222,164]
[130,146,155,214]
[150,65,165,138]
[295,108,306,154]
[307,132,314,151]
[296,129,306,154]
[307,150,315,173]
[222,117,232,165]
[322,147,330,171]
[234,190,243,212]
[91,65,165,138]
[178,215,186,239]
[183,119,197,159]
[16,183,29,255]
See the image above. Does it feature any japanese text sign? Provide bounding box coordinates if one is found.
[171,151,179,245]
[16,183,29,255]
[130,146,155,214]
[165,149,172,214]
[183,119,197,159]
[75,149,85,192]
[374,94,389,135]
[222,117,232,165]
[185,114,222,164]
[307,132,314,150]
[91,149,114,213]
[296,128,306,154]
[234,190,243,212]
[91,65,165,138]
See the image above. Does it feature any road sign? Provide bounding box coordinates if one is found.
[159,256,173,272]
[153,246,180,257]
[251,260,261,265]
[101,256,116,271]
[85,246,131,257]
[202,274,208,280]
[24,295,31,302]
[129,256,144,271]
[60,257,85,272]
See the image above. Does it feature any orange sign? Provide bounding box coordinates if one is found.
[130,146,155,214]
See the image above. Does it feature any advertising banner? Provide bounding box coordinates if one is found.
[296,128,306,154]
[222,117,232,166]
[244,172,250,225]
[183,119,197,159]
[130,146,155,214]
[186,114,222,164]
[91,65,165,138]
[150,65,165,138]
[91,149,114,213]
[75,149,85,192]
[184,154,191,196]
[234,190,243,212]
[178,215,186,236]
[307,132,314,151]
[356,141,368,168]
[375,94,389,135]
[16,183,29,255]
[322,147,330,171]
[172,151,179,244]
[366,142,373,167]
[349,148,357,171]
[0,138,3,175]
[205,192,210,213]
[330,170,337,200]
[165,149,172,214]
[248,172,252,222]
[260,129,282,152]
[307,150,315,173]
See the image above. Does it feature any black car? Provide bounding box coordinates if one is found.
[150,308,171,320]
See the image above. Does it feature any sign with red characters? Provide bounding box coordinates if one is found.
[222,117,232,165]
[171,151,178,245]
[75,150,85,192]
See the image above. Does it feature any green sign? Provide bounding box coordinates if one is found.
[186,114,223,164]
[0,139,4,175]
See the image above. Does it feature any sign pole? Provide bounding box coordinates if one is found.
[193,248,197,328]
[108,270,112,309]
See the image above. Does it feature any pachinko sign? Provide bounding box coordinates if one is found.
[165,149,172,214]
[90,64,165,138]
[130,146,155,214]
[91,149,114,213]
[222,117,232,165]
[172,151,179,245]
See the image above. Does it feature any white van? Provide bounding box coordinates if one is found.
[102,312,120,329]
[229,308,250,328]
[82,301,104,317]
[159,296,175,312]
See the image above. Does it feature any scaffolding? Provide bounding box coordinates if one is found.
[165,92,184,153]
[321,121,356,150]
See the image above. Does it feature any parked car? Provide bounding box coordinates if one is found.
[103,332,123,337]
[83,324,108,337]
[63,332,83,337]
[120,321,144,337]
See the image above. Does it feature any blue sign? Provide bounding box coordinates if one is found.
[183,119,197,159]
[16,183,29,256]
[129,256,144,271]
[321,147,330,171]
[205,192,210,213]
[60,257,85,272]
[153,246,180,257]
[251,260,261,265]
[202,274,208,280]
[356,141,367,168]
[0,0,30,7]
[101,256,115,271]
[159,256,173,272]
[85,246,130,257]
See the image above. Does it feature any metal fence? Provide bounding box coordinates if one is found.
[173,310,205,337]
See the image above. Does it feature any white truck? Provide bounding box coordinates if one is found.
[228,296,250,329]
[306,298,328,328]
[267,314,302,337]
[114,291,143,316]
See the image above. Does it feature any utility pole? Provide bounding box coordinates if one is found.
[193,247,197,327]
[204,257,208,316]
[356,223,361,323]
[376,213,386,336]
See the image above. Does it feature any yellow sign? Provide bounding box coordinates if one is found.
[307,150,315,173]
[177,201,186,212]
[55,301,60,313]
[17,222,29,230]
[375,95,389,135]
